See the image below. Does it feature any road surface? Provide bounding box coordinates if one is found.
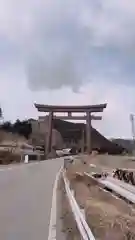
[0,159,63,240]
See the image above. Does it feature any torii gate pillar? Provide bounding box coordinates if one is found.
[46,111,53,155]
[86,112,91,154]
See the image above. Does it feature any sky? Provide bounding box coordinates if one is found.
[0,0,135,138]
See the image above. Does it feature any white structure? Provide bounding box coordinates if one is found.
[24,155,29,163]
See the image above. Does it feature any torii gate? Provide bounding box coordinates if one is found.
[34,103,107,155]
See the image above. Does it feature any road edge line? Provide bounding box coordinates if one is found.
[48,166,63,240]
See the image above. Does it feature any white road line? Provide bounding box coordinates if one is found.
[48,166,63,240]
[0,167,13,171]
[90,164,96,168]
[0,162,40,172]
[0,156,69,173]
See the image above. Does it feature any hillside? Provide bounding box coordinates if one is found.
[52,119,125,154]
[111,138,134,153]
[0,118,126,155]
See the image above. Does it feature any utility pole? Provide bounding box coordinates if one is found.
[130,114,135,154]
[130,114,135,140]
[0,106,3,125]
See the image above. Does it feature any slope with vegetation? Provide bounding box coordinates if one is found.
[0,118,126,160]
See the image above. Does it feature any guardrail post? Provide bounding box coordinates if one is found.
[80,208,86,240]
[80,208,85,220]
[24,155,29,163]
[71,189,75,197]
[64,159,66,169]
[81,207,86,240]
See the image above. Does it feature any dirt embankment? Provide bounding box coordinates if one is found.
[82,154,135,170]
[63,155,135,239]
[0,130,28,164]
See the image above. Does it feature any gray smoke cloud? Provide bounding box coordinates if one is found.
[26,1,92,91]
[1,0,135,91]
[25,0,135,91]
[1,0,135,139]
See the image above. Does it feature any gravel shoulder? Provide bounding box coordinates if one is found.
[58,176,81,240]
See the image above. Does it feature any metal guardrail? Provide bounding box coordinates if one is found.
[105,176,135,194]
[84,172,135,204]
[100,178,135,203]
[62,171,95,240]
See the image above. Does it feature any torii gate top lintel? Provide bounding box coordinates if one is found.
[34,103,107,113]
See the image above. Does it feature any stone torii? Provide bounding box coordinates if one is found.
[34,103,107,155]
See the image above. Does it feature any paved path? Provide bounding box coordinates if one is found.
[0,159,63,240]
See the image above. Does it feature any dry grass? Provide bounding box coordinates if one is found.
[83,154,135,171]
[0,150,20,164]
[65,156,135,239]
[84,181,135,239]
[86,198,135,239]
[0,130,26,144]
[0,130,28,164]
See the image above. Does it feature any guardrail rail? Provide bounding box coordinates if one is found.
[84,172,135,204]
[62,171,95,240]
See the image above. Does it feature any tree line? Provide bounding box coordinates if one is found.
[0,119,32,139]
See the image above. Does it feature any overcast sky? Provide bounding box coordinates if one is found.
[0,0,135,138]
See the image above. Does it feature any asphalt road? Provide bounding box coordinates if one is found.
[0,159,63,240]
